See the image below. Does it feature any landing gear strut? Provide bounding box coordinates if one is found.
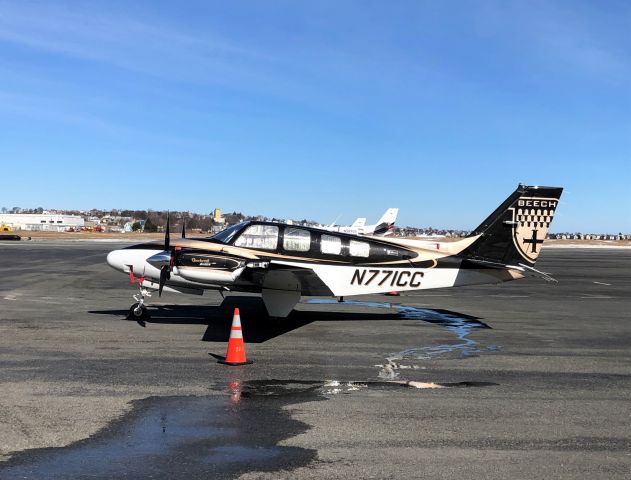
[127,283,151,325]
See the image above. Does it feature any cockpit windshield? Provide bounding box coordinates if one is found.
[209,222,249,244]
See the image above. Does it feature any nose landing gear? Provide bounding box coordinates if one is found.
[127,281,151,326]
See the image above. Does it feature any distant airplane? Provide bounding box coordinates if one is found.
[319,208,399,236]
[350,217,366,228]
[106,185,562,319]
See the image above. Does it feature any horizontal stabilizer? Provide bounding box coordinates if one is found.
[464,258,557,283]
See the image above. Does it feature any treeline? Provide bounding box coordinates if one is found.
[119,211,248,231]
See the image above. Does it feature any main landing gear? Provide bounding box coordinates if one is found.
[127,282,151,325]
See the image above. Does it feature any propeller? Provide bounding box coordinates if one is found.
[152,213,187,296]
[158,212,172,297]
[164,212,170,251]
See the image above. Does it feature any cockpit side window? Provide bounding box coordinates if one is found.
[320,234,342,255]
[284,227,311,252]
[211,222,246,244]
[234,224,279,250]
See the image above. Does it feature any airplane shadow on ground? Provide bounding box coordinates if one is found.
[88,296,490,344]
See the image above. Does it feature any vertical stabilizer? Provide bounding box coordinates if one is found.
[462,185,563,265]
[351,217,367,228]
[372,208,399,235]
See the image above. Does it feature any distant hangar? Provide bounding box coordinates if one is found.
[0,213,84,232]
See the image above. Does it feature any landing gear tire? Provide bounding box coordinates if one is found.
[127,302,149,322]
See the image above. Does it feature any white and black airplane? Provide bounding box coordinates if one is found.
[318,208,399,236]
[106,185,562,319]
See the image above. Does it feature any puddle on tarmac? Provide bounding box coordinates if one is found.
[223,379,497,399]
[319,379,496,394]
[304,299,500,379]
[0,393,318,480]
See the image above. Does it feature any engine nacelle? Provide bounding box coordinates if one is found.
[176,266,245,284]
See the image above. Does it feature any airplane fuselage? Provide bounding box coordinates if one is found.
[106,185,562,317]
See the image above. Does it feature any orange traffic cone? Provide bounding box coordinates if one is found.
[219,308,253,365]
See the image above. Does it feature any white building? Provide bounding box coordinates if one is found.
[0,214,84,232]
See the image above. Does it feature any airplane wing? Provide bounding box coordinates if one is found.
[265,261,334,296]
[256,261,335,316]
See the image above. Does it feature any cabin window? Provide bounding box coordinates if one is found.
[349,240,370,258]
[320,234,342,255]
[284,227,311,252]
[234,224,279,250]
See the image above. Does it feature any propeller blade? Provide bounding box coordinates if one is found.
[159,265,168,297]
[164,212,170,251]
[181,219,186,239]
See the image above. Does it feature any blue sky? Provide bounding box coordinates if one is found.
[0,0,629,232]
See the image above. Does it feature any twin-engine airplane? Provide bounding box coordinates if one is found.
[106,185,562,319]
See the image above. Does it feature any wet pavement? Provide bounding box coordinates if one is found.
[0,377,500,480]
[1,243,630,479]
[305,298,499,379]
[1,390,317,480]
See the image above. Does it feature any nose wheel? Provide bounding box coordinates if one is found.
[127,283,151,325]
[129,302,148,319]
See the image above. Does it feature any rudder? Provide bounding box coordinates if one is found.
[373,208,399,235]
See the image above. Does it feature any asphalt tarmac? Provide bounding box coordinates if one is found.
[0,241,630,479]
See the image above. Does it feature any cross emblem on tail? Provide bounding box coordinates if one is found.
[522,229,544,253]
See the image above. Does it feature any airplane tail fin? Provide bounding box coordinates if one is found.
[461,184,563,265]
[351,217,366,228]
[373,208,399,235]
